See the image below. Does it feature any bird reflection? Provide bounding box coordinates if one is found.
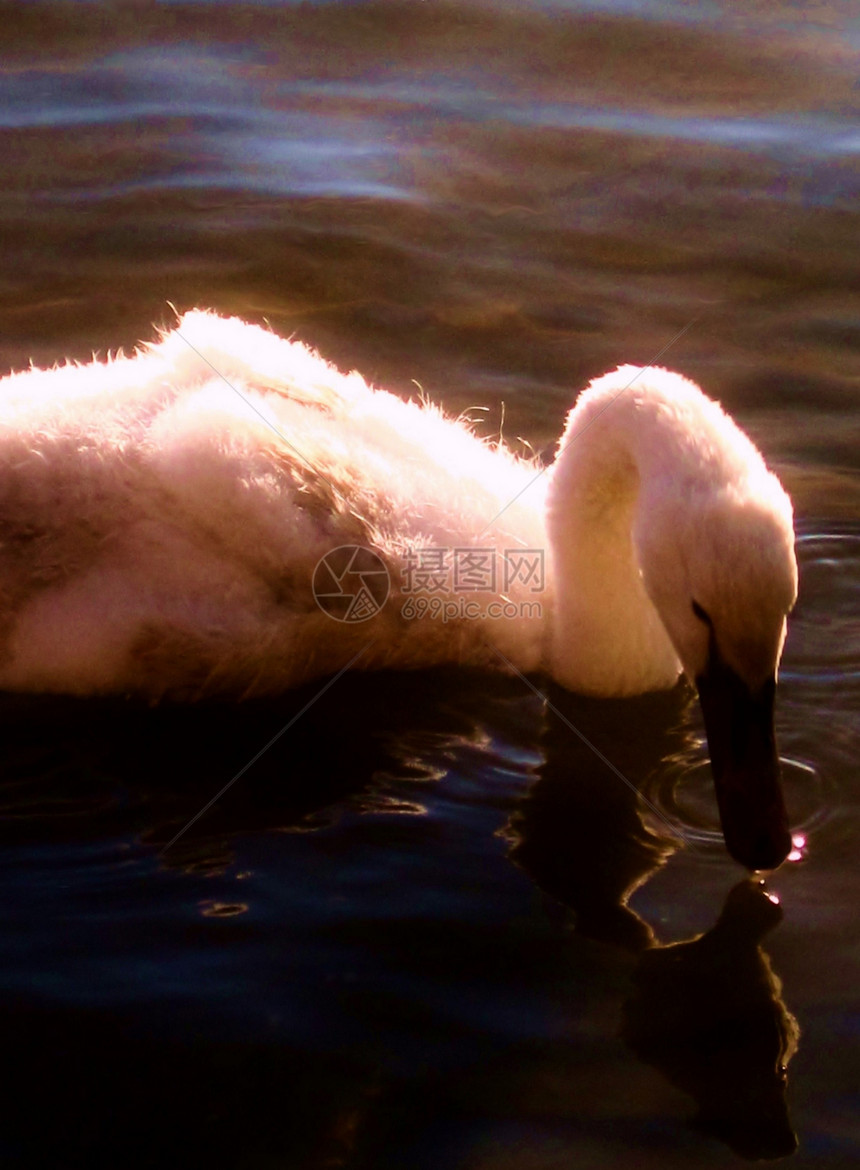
[508,681,688,952]
[508,681,799,1160]
[623,879,799,1160]
[0,671,800,1159]
[0,670,506,874]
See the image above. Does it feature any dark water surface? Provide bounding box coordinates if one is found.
[0,2,858,1166]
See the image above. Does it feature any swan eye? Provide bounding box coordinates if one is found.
[691,599,711,625]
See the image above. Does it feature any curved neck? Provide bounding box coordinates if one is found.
[545,389,681,696]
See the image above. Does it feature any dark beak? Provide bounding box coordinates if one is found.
[696,645,792,872]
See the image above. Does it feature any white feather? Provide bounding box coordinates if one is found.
[0,310,796,700]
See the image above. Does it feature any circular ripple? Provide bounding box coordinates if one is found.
[642,752,838,861]
[782,526,860,685]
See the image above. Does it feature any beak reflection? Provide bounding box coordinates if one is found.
[696,644,792,872]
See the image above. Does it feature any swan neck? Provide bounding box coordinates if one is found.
[546,397,681,695]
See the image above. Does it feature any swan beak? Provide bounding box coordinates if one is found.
[696,656,792,872]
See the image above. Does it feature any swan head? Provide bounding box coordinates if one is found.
[636,469,798,871]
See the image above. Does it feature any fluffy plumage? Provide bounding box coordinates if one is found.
[0,310,796,703]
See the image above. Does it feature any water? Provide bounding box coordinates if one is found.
[0,1,858,1166]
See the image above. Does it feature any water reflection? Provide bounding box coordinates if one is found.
[508,683,689,952]
[509,685,800,1159]
[623,880,799,1160]
[0,660,808,1161]
[0,669,512,868]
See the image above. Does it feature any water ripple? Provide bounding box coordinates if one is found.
[642,753,838,861]
[781,525,860,686]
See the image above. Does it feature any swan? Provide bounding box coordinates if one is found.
[0,310,797,869]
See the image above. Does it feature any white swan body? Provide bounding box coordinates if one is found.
[0,311,798,867]
[0,312,550,696]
